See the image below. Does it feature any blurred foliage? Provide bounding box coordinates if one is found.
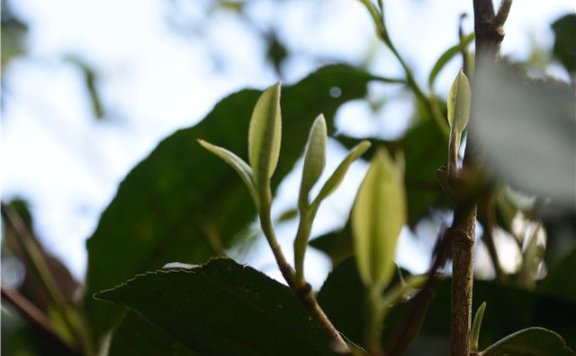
[551,14,576,76]
[1,0,28,71]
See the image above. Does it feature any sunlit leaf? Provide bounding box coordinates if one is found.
[352,149,406,289]
[248,82,282,189]
[311,141,371,210]
[447,69,471,133]
[198,139,258,207]
[299,115,327,209]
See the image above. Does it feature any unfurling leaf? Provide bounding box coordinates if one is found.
[447,69,471,175]
[198,139,258,206]
[298,115,327,210]
[248,82,282,189]
[311,140,371,210]
[352,149,406,290]
[447,69,471,133]
[471,302,487,352]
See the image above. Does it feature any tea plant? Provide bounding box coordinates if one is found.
[2,1,575,355]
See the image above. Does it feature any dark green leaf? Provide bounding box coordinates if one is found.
[317,259,366,346]
[85,64,375,339]
[402,119,448,225]
[108,312,197,356]
[480,327,574,356]
[551,14,576,75]
[538,247,576,303]
[317,258,416,350]
[97,258,337,355]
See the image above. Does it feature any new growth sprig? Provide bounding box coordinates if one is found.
[199,82,370,353]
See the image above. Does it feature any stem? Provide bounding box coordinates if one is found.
[293,211,313,288]
[459,14,471,77]
[259,203,296,287]
[258,199,350,353]
[389,226,451,356]
[366,287,385,356]
[360,0,437,119]
[446,2,511,354]
[449,212,476,356]
[2,286,82,355]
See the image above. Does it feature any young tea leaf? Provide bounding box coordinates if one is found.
[198,139,258,206]
[447,69,471,175]
[471,302,487,352]
[311,141,371,210]
[298,114,327,210]
[447,69,471,133]
[248,82,282,189]
[352,149,406,290]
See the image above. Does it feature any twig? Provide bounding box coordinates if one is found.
[448,2,512,355]
[2,286,60,344]
[1,204,95,356]
[459,14,471,77]
[388,226,451,356]
[258,206,350,353]
[2,286,83,355]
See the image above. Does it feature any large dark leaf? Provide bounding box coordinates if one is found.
[96,258,337,355]
[538,246,576,303]
[84,64,375,339]
[309,223,354,267]
[108,312,197,356]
